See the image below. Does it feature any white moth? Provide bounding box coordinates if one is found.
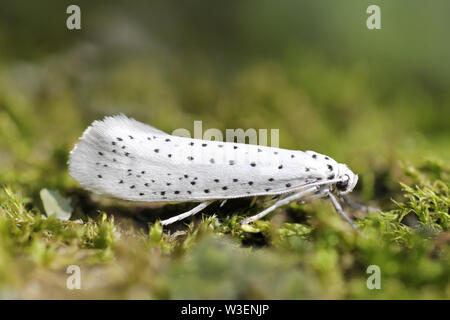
[69,114,370,231]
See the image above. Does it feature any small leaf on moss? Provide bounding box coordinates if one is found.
[39,189,72,221]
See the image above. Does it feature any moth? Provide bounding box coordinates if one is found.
[69,114,373,231]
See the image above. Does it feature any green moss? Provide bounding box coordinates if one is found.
[1,159,448,298]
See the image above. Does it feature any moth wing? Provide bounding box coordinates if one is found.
[69,115,339,203]
[69,115,171,199]
[83,114,169,138]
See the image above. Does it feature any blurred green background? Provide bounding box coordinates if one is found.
[0,1,448,299]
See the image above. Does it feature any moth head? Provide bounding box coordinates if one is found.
[335,164,358,195]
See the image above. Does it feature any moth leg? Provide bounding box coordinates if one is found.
[219,200,228,208]
[160,201,214,226]
[328,193,361,233]
[341,195,380,213]
[241,187,317,225]
[249,196,258,207]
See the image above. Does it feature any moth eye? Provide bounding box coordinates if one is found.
[336,175,350,191]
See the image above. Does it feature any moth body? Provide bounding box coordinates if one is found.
[69,115,366,231]
[69,115,357,202]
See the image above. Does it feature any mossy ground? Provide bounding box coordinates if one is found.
[0,161,448,299]
[0,1,449,299]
